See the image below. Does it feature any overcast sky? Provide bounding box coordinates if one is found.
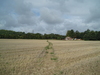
[0,0,100,35]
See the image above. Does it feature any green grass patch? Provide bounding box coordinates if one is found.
[51,57,58,60]
[50,52,54,54]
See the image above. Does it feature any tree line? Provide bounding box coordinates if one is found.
[0,29,65,40]
[66,29,100,40]
[0,29,100,40]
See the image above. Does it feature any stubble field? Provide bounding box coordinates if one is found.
[0,39,100,75]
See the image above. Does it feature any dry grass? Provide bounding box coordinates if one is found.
[0,39,100,75]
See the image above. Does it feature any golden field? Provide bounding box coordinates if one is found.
[0,39,100,75]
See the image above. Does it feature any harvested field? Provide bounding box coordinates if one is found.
[0,39,100,75]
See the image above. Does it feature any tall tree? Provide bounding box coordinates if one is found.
[66,29,75,38]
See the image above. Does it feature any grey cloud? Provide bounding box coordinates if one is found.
[0,15,19,30]
[85,7,100,23]
[75,0,84,3]
[5,16,18,27]
[40,8,63,24]
[50,0,69,13]
[14,0,33,16]
[0,0,100,35]
[18,15,36,25]
[90,22,100,31]
[14,0,37,25]
[84,0,100,21]
[0,0,37,30]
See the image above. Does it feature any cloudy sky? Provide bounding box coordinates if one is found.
[0,0,100,35]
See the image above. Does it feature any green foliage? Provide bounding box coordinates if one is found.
[60,71,63,74]
[50,52,54,54]
[1,29,100,40]
[66,29,100,40]
[44,40,53,50]
[51,57,58,60]
[0,29,66,39]
[0,53,1,57]
[66,29,75,38]
[6,62,9,64]
[45,46,50,50]
[45,51,48,53]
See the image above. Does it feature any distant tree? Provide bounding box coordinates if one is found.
[66,29,75,38]
[74,30,80,38]
[96,31,100,40]
[89,31,96,40]
[0,29,100,40]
